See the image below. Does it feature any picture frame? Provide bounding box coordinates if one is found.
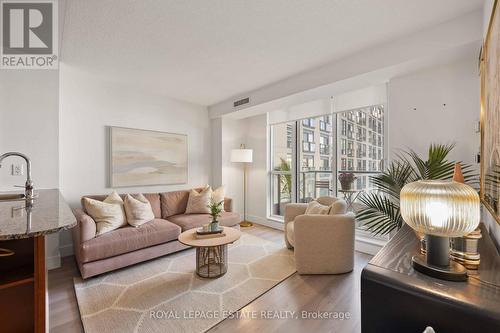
[109,126,188,187]
[480,0,500,225]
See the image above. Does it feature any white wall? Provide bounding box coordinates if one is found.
[0,71,59,190]
[58,64,211,253]
[0,70,62,268]
[219,117,247,216]
[388,58,480,164]
[245,114,268,223]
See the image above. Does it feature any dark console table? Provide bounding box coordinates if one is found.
[361,223,500,333]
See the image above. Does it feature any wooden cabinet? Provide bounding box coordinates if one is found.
[0,236,45,333]
[361,224,500,333]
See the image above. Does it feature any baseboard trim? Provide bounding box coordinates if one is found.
[355,232,387,255]
[247,215,284,231]
[46,255,61,270]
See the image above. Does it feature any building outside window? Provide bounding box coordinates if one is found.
[269,104,384,219]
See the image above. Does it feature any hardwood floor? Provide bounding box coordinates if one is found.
[48,224,371,333]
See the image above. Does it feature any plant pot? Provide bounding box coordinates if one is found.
[340,180,353,191]
[210,221,220,231]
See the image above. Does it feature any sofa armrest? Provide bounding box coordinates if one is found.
[224,197,233,212]
[294,213,355,274]
[284,203,308,248]
[72,208,97,243]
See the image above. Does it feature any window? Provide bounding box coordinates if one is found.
[303,156,314,169]
[270,121,296,217]
[321,158,330,170]
[302,118,316,128]
[269,104,385,219]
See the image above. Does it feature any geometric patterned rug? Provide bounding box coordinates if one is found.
[74,232,296,333]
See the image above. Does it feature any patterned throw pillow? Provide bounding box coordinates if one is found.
[304,200,331,215]
[185,187,213,214]
[83,191,127,236]
[211,186,226,211]
[124,193,155,227]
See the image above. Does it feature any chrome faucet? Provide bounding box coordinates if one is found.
[0,152,34,200]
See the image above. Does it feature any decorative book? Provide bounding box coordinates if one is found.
[195,232,226,240]
[196,227,224,235]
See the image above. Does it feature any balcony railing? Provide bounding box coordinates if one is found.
[271,170,382,217]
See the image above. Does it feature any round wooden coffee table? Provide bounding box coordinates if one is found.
[178,227,241,278]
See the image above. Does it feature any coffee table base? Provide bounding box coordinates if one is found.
[196,244,228,278]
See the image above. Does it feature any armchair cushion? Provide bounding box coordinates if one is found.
[286,221,295,247]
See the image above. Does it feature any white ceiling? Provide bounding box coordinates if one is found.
[61,0,484,106]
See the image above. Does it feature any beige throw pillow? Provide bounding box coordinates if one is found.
[124,194,155,227]
[211,186,225,211]
[83,191,127,236]
[329,199,348,215]
[305,200,331,215]
[185,187,212,214]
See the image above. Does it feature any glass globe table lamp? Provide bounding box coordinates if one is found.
[400,180,480,281]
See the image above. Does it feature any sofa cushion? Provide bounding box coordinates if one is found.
[185,187,212,214]
[286,221,295,247]
[82,192,127,236]
[167,211,240,231]
[160,190,190,218]
[83,193,161,218]
[79,218,181,263]
[124,194,155,227]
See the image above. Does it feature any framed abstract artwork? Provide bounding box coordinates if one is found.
[109,126,188,187]
[480,0,500,224]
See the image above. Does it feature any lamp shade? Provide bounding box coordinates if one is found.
[400,180,480,238]
[230,148,253,163]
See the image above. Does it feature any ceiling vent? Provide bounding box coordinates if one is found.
[233,97,250,108]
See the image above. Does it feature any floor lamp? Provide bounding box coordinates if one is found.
[231,144,253,227]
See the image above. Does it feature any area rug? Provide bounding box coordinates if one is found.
[74,232,295,333]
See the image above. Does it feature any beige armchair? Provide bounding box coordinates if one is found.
[285,197,355,275]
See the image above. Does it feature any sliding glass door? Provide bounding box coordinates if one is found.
[298,114,335,203]
[269,104,385,221]
[270,121,296,217]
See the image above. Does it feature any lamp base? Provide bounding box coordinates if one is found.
[239,220,253,227]
[412,254,467,282]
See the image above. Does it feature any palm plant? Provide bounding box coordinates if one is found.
[275,158,292,199]
[357,143,477,235]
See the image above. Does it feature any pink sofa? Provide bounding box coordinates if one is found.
[72,189,240,279]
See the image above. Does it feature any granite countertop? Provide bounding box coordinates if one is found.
[0,189,76,240]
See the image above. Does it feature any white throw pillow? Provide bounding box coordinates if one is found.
[185,187,212,214]
[83,191,127,236]
[211,186,226,211]
[305,200,331,215]
[124,193,155,227]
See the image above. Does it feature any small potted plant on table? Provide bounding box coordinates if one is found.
[207,199,224,231]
